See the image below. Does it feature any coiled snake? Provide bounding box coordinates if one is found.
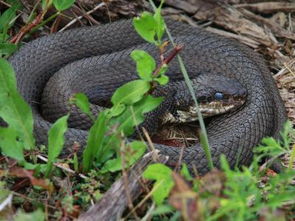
[8,19,286,174]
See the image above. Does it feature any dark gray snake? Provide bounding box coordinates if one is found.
[8,19,286,174]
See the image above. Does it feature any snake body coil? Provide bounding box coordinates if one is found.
[8,19,286,174]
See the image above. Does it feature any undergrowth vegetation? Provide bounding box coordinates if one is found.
[0,0,294,220]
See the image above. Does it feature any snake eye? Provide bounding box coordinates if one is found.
[214,92,223,100]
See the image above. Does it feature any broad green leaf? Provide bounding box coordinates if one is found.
[53,0,75,11]
[46,115,69,176]
[0,59,17,92]
[143,163,174,205]
[152,205,174,216]
[83,110,109,171]
[133,12,157,44]
[104,95,162,154]
[101,141,146,173]
[131,50,155,80]
[14,209,45,221]
[152,205,175,216]
[0,127,24,162]
[101,157,122,173]
[111,95,163,136]
[111,79,150,106]
[70,93,94,120]
[0,59,35,150]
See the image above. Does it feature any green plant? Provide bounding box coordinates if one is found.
[0,0,80,173]
[0,58,35,163]
[143,121,295,220]
[71,2,182,173]
[0,0,20,57]
[0,58,71,176]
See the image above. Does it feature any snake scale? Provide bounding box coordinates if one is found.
[8,19,286,174]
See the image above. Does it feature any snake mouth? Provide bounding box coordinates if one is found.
[162,97,246,123]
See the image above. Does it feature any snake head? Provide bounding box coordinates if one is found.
[162,74,247,123]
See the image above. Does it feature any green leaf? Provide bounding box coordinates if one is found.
[220,154,231,173]
[143,163,174,205]
[104,95,162,156]
[0,127,25,162]
[14,209,45,221]
[70,93,94,120]
[280,120,293,149]
[131,50,155,80]
[152,205,174,216]
[73,153,79,172]
[180,163,193,181]
[83,110,109,171]
[111,79,150,106]
[155,74,169,85]
[101,141,146,173]
[0,3,19,32]
[109,103,126,117]
[46,115,69,177]
[133,12,157,44]
[0,59,35,150]
[53,0,75,11]
[111,95,163,137]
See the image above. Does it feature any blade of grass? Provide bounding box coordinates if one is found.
[45,114,69,177]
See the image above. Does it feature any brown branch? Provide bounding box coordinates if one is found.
[10,13,44,44]
[164,45,183,65]
[153,44,183,77]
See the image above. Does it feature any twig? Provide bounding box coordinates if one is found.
[58,2,106,32]
[10,13,43,43]
[37,155,88,179]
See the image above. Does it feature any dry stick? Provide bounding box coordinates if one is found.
[120,139,140,220]
[58,2,106,32]
[37,155,88,179]
[78,151,168,221]
[235,2,295,14]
